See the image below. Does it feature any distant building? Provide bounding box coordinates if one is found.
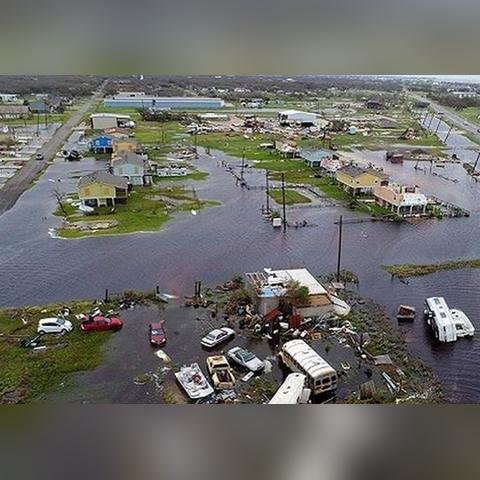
[90,113,133,130]
[29,97,63,114]
[275,140,299,158]
[156,165,188,177]
[111,152,150,186]
[336,165,389,196]
[374,184,428,216]
[104,96,225,109]
[278,110,328,128]
[117,91,146,97]
[90,135,114,154]
[245,267,350,319]
[365,100,385,110]
[0,105,30,119]
[78,171,129,208]
[0,93,20,103]
[300,149,333,169]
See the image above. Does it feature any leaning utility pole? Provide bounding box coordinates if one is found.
[281,172,287,232]
[474,152,480,172]
[444,124,453,142]
[336,215,343,282]
[265,169,270,213]
[241,148,245,181]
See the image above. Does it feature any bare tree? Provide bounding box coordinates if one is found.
[52,188,69,216]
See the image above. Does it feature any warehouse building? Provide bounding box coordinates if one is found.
[90,113,133,130]
[104,96,225,109]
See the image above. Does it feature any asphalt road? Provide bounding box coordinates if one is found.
[411,92,480,141]
[0,80,108,216]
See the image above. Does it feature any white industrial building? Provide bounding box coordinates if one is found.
[278,110,328,128]
[104,96,225,109]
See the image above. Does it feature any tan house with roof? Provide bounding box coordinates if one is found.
[336,165,389,196]
[374,184,428,216]
[78,171,129,208]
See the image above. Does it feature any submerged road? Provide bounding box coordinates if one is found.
[410,92,480,143]
[0,79,108,216]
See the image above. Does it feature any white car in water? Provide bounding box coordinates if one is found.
[37,317,73,335]
[227,347,264,373]
[200,327,235,348]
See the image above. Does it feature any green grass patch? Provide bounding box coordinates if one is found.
[268,189,311,205]
[55,185,218,238]
[383,259,480,279]
[0,300,116,402]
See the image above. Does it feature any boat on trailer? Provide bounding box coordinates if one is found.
[175,363,214,400]
[424,297,475,342]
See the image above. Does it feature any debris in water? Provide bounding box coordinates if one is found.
[134,373,153,386]
[191,210,197,216]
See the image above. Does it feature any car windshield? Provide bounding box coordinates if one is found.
[206,333,217,340]
[57,318,65,325]
[151,329,163,335]
[240,351,255,362]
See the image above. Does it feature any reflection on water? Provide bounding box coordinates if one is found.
[1,130,480,401]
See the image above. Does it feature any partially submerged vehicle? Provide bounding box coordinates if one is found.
[206,355,236,389]
[200,327,235,348]
[19,334,43,349]
[424,297,475,342]
[175,363,214,400]
[227,347,264,373]
[268,373,311,404]
[280,339,337,395]
[149,322,166,346]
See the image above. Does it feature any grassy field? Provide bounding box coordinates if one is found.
[383,259,480,278]
[269,189,311,205]
[55,185,219,238]
[0,299,117,402]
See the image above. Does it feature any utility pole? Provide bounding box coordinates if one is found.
[427,114,435,129]
[474,152,480,172]
[281,172,287,233]
[36,112,40,136]
[193,131,198,153]
[434,118,442,135]
[241,148,245,181]
[336,215,343,282]
[265,169,270,213]
[444,124,453,142]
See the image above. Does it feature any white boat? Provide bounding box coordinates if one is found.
[175,363,214,400]
[424,297,475,342]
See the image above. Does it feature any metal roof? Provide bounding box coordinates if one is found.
[282,340,336,379]
[78,171,128,189]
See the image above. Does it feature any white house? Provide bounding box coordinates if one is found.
[245,267,350,319]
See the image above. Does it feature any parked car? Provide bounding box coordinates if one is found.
[200,327,235,348]
[206,355,236,389]
[37,317,73,335]
[35,153,44,161]
[227,347,264,373]
[149,322,166,346]
[81,315,123,332]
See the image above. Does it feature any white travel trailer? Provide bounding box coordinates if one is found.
[280,340,337,395]
[269,373,311,404]
[424,297,475,342]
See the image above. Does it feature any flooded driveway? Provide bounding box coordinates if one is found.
[1,130,480,401]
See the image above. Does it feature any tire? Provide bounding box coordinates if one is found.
[38,330,45,335]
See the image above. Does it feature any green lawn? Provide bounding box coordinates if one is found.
[0,300,116,401]
[269,189,311,205]
[55,185,219,238]
[383,259,480,279]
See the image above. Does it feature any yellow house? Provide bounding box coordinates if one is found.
[113,138,138,154]
[336,165,389,196]
[78,171,129,208]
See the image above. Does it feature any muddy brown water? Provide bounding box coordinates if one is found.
[1,124,480,402]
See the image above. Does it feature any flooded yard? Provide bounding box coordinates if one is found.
[1,130,480,401]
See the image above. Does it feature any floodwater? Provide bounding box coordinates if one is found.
[1,121,480,402]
